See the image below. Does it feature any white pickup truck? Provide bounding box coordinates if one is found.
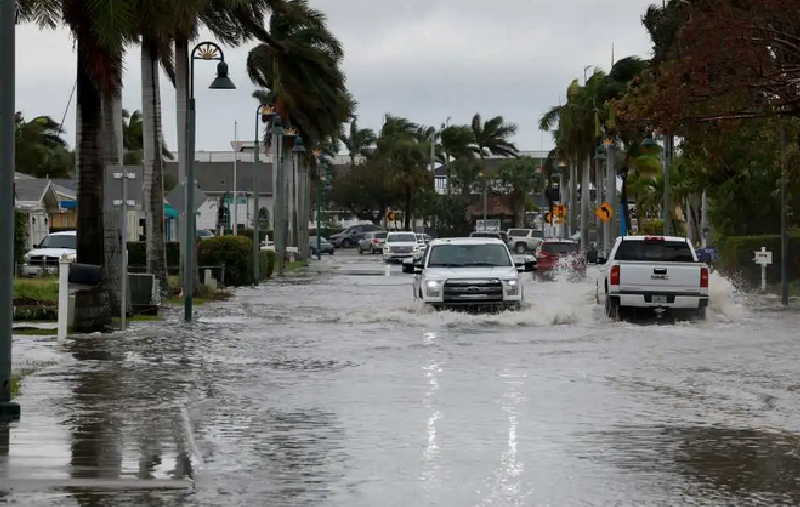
[603,235,709,320]
[413,237,535,311]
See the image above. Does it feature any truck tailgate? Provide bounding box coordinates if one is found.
[618,261,703,292]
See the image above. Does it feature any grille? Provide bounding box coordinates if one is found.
[28,255,59,267]
[390,246,413,254]
[444,279,503,303]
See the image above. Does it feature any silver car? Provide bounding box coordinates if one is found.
[357,231,388,254]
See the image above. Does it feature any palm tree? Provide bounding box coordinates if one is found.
[341,118,376,169]
[471,114,518,158]
[247,0,351,266]
[437,124,478,195]
[498,157,546,227]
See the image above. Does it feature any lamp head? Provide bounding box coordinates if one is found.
[293,136,306,153]
[210,61,236,89]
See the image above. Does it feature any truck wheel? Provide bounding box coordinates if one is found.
[514,243,526,254]
[605,296,622,321]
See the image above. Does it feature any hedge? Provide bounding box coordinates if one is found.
[197,236,252,286]
[127,241,180,268]
[718,232,800,288]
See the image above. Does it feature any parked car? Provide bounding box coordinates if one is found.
[329,224,382,248]
[383,231,420,263]
[470,230,509,243]
[358,231,388,254]
[506,228,543,254]
[22,230,76,276]
[603,235,709,321]
[412,237,534,311]
[197,229,216,241]
[309,236,335,256]
[534,240,586,281]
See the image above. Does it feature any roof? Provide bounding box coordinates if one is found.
[620,235,688,242]
[14,177,51,203]
[164,161,273,194]
[429,237,505,246]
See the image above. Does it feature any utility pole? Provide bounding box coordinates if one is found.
[781,126,789,306]
[0,0,20,418]
[233,121,238,235]
[605,141,617,256]
[580,156,590,253]
[662,133,674,236]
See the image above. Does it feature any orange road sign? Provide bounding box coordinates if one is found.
[595,202,613,222]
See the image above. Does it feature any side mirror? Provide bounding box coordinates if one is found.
[597,256,607,265]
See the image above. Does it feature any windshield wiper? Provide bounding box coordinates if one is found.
[462,262,505,267]
[428,263,464,267]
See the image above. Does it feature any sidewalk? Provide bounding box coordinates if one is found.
[1,327,195,504]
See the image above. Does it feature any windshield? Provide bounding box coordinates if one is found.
[542,243,578,255]
[39,235,76,249]
[427,244,511,267]
[374,232,387,239]
[388,234,417,242]
[615,240,695,262]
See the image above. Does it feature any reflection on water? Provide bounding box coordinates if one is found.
[586,425,800,503]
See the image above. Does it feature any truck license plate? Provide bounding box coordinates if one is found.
[652,295,668,304]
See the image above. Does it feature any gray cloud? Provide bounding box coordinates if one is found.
[13,0,655,154]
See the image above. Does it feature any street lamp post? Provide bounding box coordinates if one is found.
[293,136,307,259]
[0,0,20,419]
[184,41,236,322]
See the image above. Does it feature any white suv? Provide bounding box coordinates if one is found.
[383,231,420,263]
[413,237,534,311]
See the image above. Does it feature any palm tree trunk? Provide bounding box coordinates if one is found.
[74,37,112,331]
[101,86,124,318]
[141,40,167,295]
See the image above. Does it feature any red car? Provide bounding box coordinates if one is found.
[535,240,586,281]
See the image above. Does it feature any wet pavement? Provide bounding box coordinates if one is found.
[3,249,800,505]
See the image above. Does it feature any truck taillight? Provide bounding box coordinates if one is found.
[610,265,620,286]
[700,267,709,288]
[644,236,664,242]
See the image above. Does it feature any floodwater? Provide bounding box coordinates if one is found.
[3,250,800,505]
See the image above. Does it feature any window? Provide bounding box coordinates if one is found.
[427,244,512,267]
[542,243,578,255]
[388,234,417,243]
[40,235,76,249]
[508,229,528,237]
[615,240,695,262]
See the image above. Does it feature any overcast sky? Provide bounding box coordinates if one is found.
[14,0,656,153]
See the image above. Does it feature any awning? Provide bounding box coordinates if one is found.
[58,200,77,209]
[164,203,178,219]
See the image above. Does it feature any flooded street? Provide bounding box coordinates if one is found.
[5,250,800,505]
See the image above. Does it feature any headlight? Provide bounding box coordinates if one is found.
[502,279,520,295]
[425,279,442,298]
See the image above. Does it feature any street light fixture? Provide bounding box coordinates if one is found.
[184,41,236,323]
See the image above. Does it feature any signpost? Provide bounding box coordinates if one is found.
[754,246,773,292]
[112,170,137,330]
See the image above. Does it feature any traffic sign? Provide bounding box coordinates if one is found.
[754,247,773,265]
[595,201,613,223]
[554,204,567,218]
[387,211,397,221]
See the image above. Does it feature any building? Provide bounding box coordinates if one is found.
[14,173,77,249]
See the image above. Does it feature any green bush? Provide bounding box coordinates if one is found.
[260,250,275,280]
[718,233,800,288]
[235,228,269,245]
[127,241,180,268]
[197,235,253,286]
[14,211,27,264]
